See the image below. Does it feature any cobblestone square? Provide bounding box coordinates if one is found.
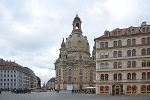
[0,91,150,100]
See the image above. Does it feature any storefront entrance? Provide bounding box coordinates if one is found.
[115,87,120,95]
[112,84,123,95]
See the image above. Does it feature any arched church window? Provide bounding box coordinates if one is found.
[79,69,82,75]
[90,70,93,82]
[59,69,61,75]
[68,69,71,75]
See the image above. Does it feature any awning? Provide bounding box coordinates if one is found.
[132,72,136,75]
[85,87,96,89]
[114,73,117,76]
[141,85,146,88]
[118,73,122,75]
[132,85,136,88]
[100,86,104,88]
[142,72,146,74]
[147,85,150,88]
[127,85,131,88]
[105,86,109,88]
[127,73,131,75]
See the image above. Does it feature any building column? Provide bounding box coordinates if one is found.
[123,83,126,95]
[110,84,112,95]
[96,84,99,94]
[137,83,141,94]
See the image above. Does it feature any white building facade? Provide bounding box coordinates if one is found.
[95,22,150,95]
[0,59,38,90]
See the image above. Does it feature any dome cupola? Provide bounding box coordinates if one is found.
[66,14,90,54]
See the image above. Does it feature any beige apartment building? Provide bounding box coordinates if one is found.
[54,14,96,90]
[95,22,150,95]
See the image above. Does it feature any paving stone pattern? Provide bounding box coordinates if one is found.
[0,91,150,100]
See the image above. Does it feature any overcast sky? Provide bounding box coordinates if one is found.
[0,0,150,85]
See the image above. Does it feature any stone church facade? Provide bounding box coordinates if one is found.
[54,14,96,90]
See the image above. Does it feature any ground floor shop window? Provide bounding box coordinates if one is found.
[141,85,146,94]
[147,85,150,94]
[105,86,109,93]
[127,85,131,93]
[100,86,104,93]
[132,85,136,93]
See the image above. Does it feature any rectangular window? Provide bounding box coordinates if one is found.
[80,76,82,82]
[113,41,117,47]
[147,73,150,79]
[68,69,71,75]
[127,74,131,80]
[101,76,104,81]
[114,75,117,80]
[132,39,136,45]
[105,75,108,80]
[127,50,131,56]
[68,76,71,82]
[59,76,61,81]
[132,75,136,80]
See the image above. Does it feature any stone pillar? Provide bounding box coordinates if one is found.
[123,83,126,95]
[96,84,99,94]
[137,83,141,94]
[110,84,112,95]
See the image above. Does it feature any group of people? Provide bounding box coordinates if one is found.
[49,88,59,93]
[11,88,31,94]
[71,89,95,94]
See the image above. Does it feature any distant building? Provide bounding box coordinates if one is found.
[36,76,41,89]
[95,22,150,95]
[46,77,55,89]
[0,58,38,90]
[54,14,96,90]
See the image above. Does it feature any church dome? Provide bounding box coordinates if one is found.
[65,33,90,53]
[74,15,80,21]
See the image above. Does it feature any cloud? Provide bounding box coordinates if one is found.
[0,0,150,84]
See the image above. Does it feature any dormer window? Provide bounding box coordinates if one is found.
[105,33,109,37]
[118,31,121,36]
[104,30,109,37]
[142,28,145,33]
[132,29,135,34]
[128,29,131,34]
[146,27,149,32]
[114,31,117,36]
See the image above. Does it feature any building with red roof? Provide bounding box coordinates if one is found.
[94,22,150,95]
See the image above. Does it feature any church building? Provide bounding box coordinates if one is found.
[54,14,96,90]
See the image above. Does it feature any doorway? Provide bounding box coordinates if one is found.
[114,85,121,95]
